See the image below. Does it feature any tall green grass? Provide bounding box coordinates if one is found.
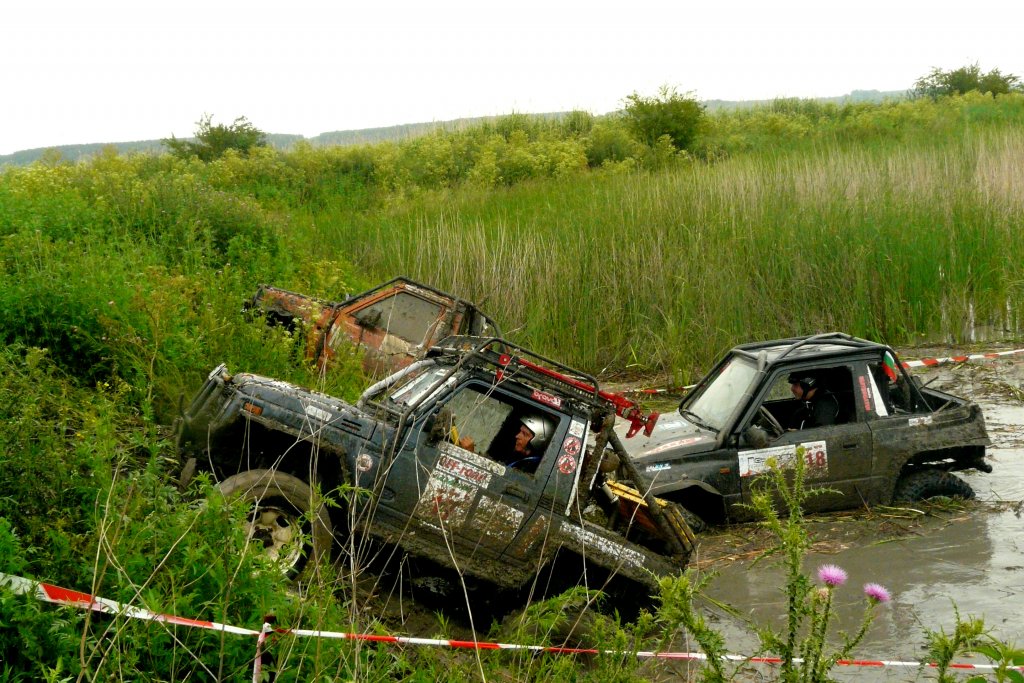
[0,156,367,421]
[315,126,1024,381]
[2,90,1023,679]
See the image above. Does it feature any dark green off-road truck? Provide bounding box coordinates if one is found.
[176,337,694,599]
[616,333,991,530]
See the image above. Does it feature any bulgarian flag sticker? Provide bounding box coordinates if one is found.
[882,351,899,382]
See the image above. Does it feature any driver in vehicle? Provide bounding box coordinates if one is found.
[458,414,552,473]
[788,374,840,429]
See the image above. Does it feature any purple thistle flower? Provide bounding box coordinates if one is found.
[863,583,891,604]
[817,564,848,587]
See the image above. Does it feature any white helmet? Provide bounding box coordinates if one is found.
[520,414,553,452]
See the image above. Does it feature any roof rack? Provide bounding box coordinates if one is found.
[431,336,659,438]
[733,332,889,361]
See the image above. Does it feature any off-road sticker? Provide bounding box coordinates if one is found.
[436,453,492,487]
[438,441,506,475]
[739,440,828,480]
[645,462,672,473]
[509,514,550,556]
[562,436,581,456]
[463,496,525,548]
[867,371,889,417]
[559,522,646,569]
[557,453,577,475]
[909,415,933,427]
[568,420,586,438]
[858,375,873,413]
[304,405,332,422]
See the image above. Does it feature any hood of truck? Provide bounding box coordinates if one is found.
[228,371,378,442]
[615,412,718,463]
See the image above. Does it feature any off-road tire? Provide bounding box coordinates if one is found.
[893,470,975,503]
[219,469,333,581]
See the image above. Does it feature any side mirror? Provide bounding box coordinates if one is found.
[425,407,454,445]
[743,425,770,449]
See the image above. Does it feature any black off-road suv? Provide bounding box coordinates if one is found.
[175,337,694,599]
[617,333,991,530]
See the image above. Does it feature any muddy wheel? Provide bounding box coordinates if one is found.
[893,470,975,503]
[219,469,333,581]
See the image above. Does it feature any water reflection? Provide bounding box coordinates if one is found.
[702,414,1022,673]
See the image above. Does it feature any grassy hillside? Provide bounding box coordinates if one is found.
[1,91,1022,679]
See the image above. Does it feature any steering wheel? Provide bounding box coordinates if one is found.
[757,406,785,438]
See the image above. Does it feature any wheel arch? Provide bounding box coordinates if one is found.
[658,480,726,526]
[891,445,988,500]
[195,419,348,492]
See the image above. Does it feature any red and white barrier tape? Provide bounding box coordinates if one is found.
[0,572,258,635]
[629,346,1024,396]
[2,573,1021,674]
[900,347,1024,369]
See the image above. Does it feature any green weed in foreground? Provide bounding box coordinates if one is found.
[923,606,1024,683]
[745,452,891,682]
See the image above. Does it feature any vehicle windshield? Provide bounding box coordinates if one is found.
[680,355,758,432]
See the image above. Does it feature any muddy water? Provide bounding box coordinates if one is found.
[691,352,1024,678]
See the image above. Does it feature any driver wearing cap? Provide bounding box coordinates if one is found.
[788,374,840,429]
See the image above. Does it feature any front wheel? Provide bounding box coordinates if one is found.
[893,470,975,503]
[219,469,333,581]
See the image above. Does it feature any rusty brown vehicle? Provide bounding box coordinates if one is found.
[249,277,500,375]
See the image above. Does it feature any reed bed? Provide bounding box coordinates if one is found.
[316,129,1024,380]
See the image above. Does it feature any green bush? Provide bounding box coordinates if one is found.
[164,114,268,162]
[623,86,705,151]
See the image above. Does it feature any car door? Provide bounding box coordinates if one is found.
[398,380,567,562]
[737,363,875,512]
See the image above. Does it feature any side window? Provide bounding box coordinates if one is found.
[353,292,443,344]
[756,366,857,434]
[436,384,559,475]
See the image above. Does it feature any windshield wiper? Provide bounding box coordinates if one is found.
[680,409,718,433]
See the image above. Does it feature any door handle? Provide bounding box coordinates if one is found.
[842,442,859,450]
[504,485,530,502]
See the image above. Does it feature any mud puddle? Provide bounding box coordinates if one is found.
[682,349,1024,679]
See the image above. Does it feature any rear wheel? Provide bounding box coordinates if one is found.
[893,470,975,503]
[219,469,333,581]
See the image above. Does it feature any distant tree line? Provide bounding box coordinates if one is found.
[912,63,1021,99]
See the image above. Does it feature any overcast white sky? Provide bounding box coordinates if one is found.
[3,0,1021,155]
